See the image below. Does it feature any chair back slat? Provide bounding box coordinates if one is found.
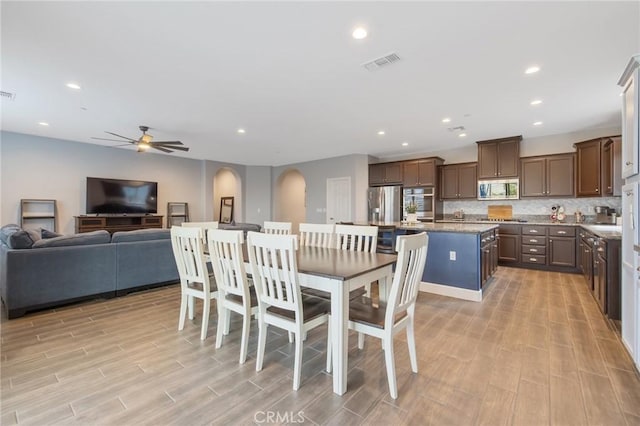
[299,223,334,248]
[182,221,219,244]
[170,226,211,289]
[208,229,247,298]
[386,232,428,325]
[247,231,300,313]
[263,221,292,235]
[334,224,378,253]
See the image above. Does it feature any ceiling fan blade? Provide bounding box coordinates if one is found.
[92,137,135,143]
[150,146,173,153]
[151,141,183,145]
[160,145,190,152]
[105,131,137,141]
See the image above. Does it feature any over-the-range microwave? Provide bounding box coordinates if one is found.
[478,179,519,200]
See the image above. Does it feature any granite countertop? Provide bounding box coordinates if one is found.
[393,222,499,233]
[580,224,622,240]
[436,220,622,240]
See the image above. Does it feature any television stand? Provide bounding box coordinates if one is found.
[75,215,163,234]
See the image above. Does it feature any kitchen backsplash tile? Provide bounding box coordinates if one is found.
[444,197,621,216]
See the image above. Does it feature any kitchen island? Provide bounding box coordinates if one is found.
[372,222,499,301]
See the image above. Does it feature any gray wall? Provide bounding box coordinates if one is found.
[245,166,272,225]
[0,131,245,234]
[271,154,369,224]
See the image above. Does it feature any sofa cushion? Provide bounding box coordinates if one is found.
[1,225,42,249]
[111,229,171,243]
[32,230,110,249]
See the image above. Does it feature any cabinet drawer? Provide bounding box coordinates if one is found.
[498,225,521,235]
[522,225,546,235]
[522,254,546,264]
[522,245,546,255]
[523,236,546,245]
[549,226,575,237]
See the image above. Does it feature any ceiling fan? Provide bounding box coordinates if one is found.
[92,125,190,153]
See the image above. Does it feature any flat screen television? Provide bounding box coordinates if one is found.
[86,177,158,214]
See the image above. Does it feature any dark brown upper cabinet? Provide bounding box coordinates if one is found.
[575,135,621,197]
[402,158,443,187]
[440,162,477,200]
[369,162,403,186]
[520,153,575,198]
[477,135,522,179]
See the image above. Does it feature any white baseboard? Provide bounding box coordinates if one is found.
[419,281,482,302]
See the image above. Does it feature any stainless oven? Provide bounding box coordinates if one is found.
[478,179,519,200]
[403,187,435,221]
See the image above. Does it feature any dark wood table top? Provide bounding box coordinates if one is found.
[240,246,397,281]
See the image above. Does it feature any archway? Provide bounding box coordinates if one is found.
[275,169,306,233]
[213,168,242,223]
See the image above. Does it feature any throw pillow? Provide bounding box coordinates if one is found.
[41,228,62,239]
[0,224,20,246]
[7,228,41,249]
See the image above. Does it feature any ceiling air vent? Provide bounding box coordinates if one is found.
[0,91,16,101]
[362,53,401,71]
[448,126,465,132]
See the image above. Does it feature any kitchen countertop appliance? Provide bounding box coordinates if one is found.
[595,206,616,224]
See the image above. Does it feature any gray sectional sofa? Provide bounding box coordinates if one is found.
[0,226,179,318]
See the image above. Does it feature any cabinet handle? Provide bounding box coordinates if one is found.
[529,239,538,243]
[549,239,553,242]
[626,161,633,166]
[530,258,537,262]
[529,230,538,233]
[595,188,599,192]
[557,231,566,234]
[530,248,538,252]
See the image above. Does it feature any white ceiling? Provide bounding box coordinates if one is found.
[2,1,639,166]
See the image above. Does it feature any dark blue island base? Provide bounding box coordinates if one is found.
[391,222,499,301]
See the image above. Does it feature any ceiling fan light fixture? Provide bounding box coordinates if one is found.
[140,134,153,143]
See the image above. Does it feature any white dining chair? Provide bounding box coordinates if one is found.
[263,221,292,235]
[246,231,331,390]
[208,229,258,364]
[299,223,335,248]
[182,221,219,245]
[334,224,378,252]
[346,232,428,399]
[170,226,219,340]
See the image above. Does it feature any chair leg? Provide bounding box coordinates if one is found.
[224,308,231,336]
[188,295,195,320]
[383,337,398,399]
[215,305,225,349]
[201,297,211,340]
[407,320,418,373]
[364,282,371,297]
[292,329,304,391]
[178,294,188,331]
[326,321,332,373]
[256,320,268,372]
[239,308,251,364]
[358,332,365,350]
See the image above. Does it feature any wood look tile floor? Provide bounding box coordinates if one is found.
[2,267,640,425]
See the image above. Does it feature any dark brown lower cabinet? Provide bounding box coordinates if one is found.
[497,234,520,263]
[549,237,576,267]
[594,254,606,313]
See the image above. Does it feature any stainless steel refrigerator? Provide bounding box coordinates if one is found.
[367,186,402,223]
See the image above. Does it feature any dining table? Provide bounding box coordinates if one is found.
[240,244,397,395]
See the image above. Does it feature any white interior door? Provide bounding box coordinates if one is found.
[326,177,351,224]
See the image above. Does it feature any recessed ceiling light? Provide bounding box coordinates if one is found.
[533,121,543,126]
[442,118,451,123]
[402,142,409,147]
[352,27,367,39]
[530,99,543,105]
[377,130,385,136]
[66,82,81,90]
[237,128,246,134]
[525,66,540,74]
[38,122,49,126]
[458,133,467,138]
